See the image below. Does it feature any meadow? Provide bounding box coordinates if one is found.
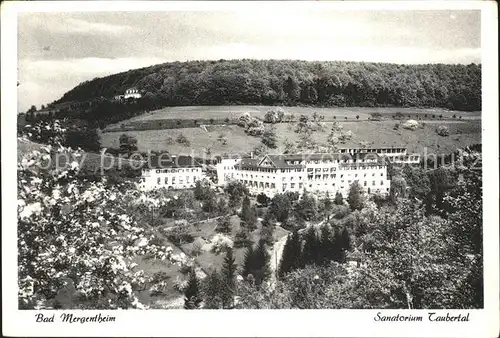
[101,105,481,133]
[100,119,482,158]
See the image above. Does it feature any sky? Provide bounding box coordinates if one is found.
[17,9,481,112]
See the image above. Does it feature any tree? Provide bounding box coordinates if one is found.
[259,223,274,246]
[442,170,482,307]
[302,226,320,266]
[184,269,202,309]
[402,166,431,200]
[241,243,255,280]
[256,193,270,206]
[27,105,37,113]
[119,133,138,156]
[261,127,278,149]
[220,247,237,308]
[269,193,292,223]
[202,270,223,309]
[340,227,351,252]
[234,229,251,248]
[318,225,334,264]
[167,220,193,245]
[242,240,271,286]
[334,192,344,205]
[240,196,257,231]
[390,175,407,203]
[331,228,344,263]
[176,133,190,146]
[347,181,364,211]
[279,229,303,277]
[216,215,232,234]
[294,190,318,222]
[225,181,249,208]
[320,192,333,218]
[356,115,360,120]
[55,60,481,124]
[252,240,272,285]
[17,145,180,310]
[283,76,300,101]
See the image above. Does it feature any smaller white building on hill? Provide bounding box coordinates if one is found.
[140,155,206,191]
[124,88,142,99]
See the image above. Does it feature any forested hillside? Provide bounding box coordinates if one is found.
[55,59,481,111]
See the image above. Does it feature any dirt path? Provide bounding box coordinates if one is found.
[153,296,185,309]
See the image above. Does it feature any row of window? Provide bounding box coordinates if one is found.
[153,176,199,184]
[152,168,199,174]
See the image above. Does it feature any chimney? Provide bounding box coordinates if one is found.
[250,151,254,159]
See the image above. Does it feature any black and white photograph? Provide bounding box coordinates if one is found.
[2,1,498,337]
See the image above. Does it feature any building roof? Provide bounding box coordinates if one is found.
[235,158,260,169]
[234,152,385,170]
[146,155,203,169]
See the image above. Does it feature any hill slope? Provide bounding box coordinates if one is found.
[55,59,481,112]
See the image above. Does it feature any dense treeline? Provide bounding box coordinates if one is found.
[54,59,481,113]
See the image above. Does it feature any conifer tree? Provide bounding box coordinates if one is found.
[321,192,333,217]
[331,229,343,263]
[240,195,251,222]
[348,181,364,211]
[253,239,271,285]
[184,268,202,309]
[260,212,275,246]
[302,226,320,266]
[279,229,304,278]
[334,192,344,205]
[202,270,222,309]
[279,233,294,278]
[294,190,318,222]
[220,247,237,308]
[319,225,334,264]
[241,243,255,280]
[240,196,257,230]
[247,205,258,231]
[340,227,351,252]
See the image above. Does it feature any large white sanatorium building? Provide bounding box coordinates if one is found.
[140,155,206,191]
[140,147,420,196]
[215,147,420,198]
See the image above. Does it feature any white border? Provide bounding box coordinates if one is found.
[2,1,499,337]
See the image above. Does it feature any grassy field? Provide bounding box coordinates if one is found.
[100,119,482,157]
[108,105,481,123]
[170,215,288,274]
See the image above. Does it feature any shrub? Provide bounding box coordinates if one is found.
[210,234,234,254]
[436,125,450,137]
[165,220,193,245]
[401,119,419,131]
[216,215,232,234]
[261,127,278,148]
[264,107,286,123]
[173,276,188,293]
[176,133,191,146]
[256,193,270,206]
[234,229,251,248]
[332,205,350,219]
[191,238,205,256]
[247,125,265,136]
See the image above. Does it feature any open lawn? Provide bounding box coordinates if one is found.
[169,215,288,274]
[102,105,481,133]
[100,119,482,158]
[106,105,481,125]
